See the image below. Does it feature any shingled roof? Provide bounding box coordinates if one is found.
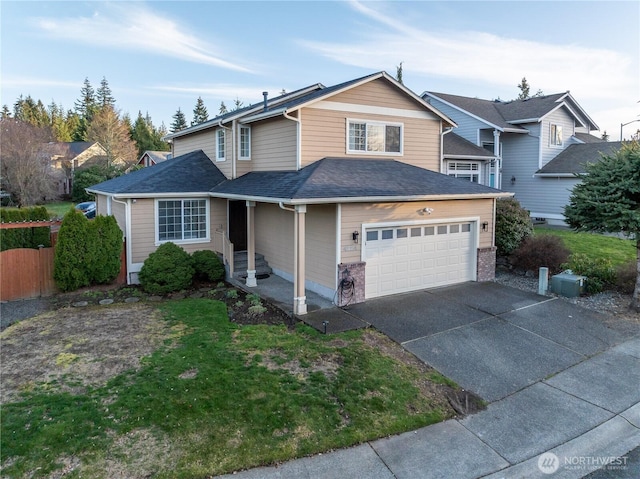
[87,150,226,195]
[536,142,623,176]
[425,91,598,132]
[212,158,504,202]
[444,133,495,159]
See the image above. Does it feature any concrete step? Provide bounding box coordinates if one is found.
[233,251,272,279]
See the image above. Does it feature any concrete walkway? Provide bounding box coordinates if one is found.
[219,280,639,478]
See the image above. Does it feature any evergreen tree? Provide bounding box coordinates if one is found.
[192,96,209,125]
[602,131,609,142]
[1,105,11,119]
[219,101,228,115]
[396,61,404,84]
[170,108,188,132]
[233,97,244,111]
[130,111,169,156]
[74,77,97,120]
[96,76,115,109]
[564,141,640,311]
[517,77,531,100]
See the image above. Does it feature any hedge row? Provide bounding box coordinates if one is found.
[0,206,51,251]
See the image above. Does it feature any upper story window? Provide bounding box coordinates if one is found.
[550,124,563,146]
[216,129,226,161]
[239,126,251,160]
[447,161,480,183]
[347,119,402,155]
[157,199,209,244]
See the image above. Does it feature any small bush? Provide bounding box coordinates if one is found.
[510,235,571,275]
[562,253,616,294]
[191,250,225,282]
[54,208,91,292]
[139,242,194,295]
[495,198,533,256]
[615,261,637,294]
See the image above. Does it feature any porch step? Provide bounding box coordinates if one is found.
[233,251,272,279]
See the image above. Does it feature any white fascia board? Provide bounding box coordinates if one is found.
[561,93,599,130]
[241,107,287,123]
[534,173,578,178]
[445,154,495,160]
[86,189,212,199]
[211,191,513,205]
[542,103,587,129]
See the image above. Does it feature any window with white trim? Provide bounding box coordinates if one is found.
[347,119,402,154]
[239,126,251,159]
[157,199,209,243]
[550,124,563,146]
[447,161,480,183]
[216,129,226,161]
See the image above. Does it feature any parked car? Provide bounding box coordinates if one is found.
[75,201,96,219]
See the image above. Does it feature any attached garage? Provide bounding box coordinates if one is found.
[363,220,477,298]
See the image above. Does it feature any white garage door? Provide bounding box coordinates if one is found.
[364,222,476,299]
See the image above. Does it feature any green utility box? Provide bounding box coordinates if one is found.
[550,273,586,298]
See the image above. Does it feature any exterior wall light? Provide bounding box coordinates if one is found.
[482,221,489,232]
[352,231,359,243]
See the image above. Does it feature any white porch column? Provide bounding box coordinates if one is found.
[293,204,307,315]
[245,201,257,287]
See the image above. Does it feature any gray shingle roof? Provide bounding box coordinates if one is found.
[536,142,623,175]
[444,133,495,158]
[574,132,606,144]
[212,158,502,200]
[88,150,226,195]
[142,151,172,163]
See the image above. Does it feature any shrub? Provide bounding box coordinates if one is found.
[0,206,51,251]
[139,242,194,295]
[510,235,571,275]
[87,215,123,284]
[53,208,91,292]
[562,253,616,294]
[191,250,225,282]
[495,198,533,256]
[615,261,637,294]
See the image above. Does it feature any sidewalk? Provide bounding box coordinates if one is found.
[216,337,640,479]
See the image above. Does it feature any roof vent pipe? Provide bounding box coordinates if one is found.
[262,91,268,111]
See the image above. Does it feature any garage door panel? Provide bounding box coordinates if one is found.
[365,221,476,299]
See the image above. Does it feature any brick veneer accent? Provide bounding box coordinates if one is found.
[477,247,497,282]
[336,262,366,307]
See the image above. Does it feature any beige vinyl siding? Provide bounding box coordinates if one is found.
[172,128,231,178]
[255,203,336,291]
[95,194,109,216]
[111,200,126,235]
[340,199,494,264]
[301,107,441,170]
[129,197,227,263]
[250,117,297,171]
[330,78,425,110]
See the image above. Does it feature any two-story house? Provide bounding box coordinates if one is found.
[88,72,510,314]
[423,91,608,225]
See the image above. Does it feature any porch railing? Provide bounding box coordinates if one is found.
[213,229,234,277]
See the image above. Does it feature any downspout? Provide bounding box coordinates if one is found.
[112,196,132,285]
[283,110,302,170]
[231,119,237,179]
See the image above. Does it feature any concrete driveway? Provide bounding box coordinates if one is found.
[345,282,635,402]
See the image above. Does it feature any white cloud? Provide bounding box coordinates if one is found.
[302,0,635,102]
[152,84,280,103]
[32,4,253,73]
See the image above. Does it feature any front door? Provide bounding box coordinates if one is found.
[229,200,247,251]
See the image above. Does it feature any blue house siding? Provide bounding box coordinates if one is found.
[540,109,576,168]
[427,98,489,144]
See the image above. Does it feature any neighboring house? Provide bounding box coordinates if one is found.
[50,141,108,195]
[423,91,603,224]
[137,150,172,167]
[88,72,510,314]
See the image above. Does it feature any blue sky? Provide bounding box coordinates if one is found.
[2,1,638,140]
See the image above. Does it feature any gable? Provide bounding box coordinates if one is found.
[328,77,430,112]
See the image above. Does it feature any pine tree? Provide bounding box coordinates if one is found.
[170,108,188,132]
[396,61,404,84]
[192,97,209,125]
[1,105,11,119]
[96,77,115,109]
[75,77,97,120]
[517,77,531,100]
[219,101,228,115]
[233,97,244,111]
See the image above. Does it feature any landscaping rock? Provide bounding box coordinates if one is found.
[99,299,114,305]
[124,297,140,303]
[73,301,89,308]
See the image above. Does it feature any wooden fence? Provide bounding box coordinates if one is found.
[0,222,126,301]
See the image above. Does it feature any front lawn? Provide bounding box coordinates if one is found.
[45,201,75,219]
[534,227,635,266]
[1,298,466,478]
